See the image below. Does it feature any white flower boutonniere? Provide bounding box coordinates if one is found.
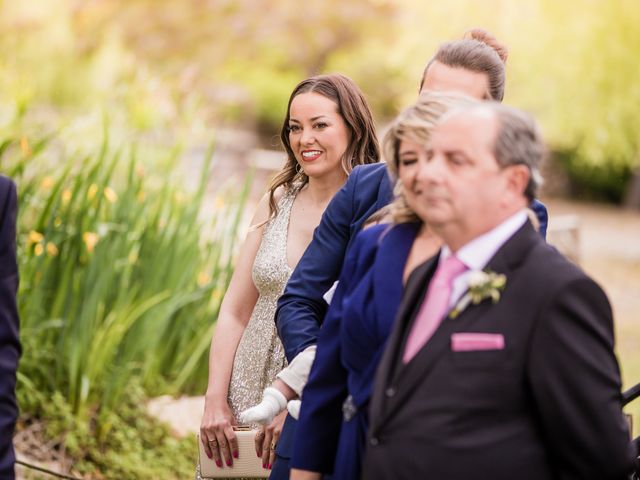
[449,270,507,319]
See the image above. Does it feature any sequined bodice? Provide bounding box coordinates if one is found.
[227,187,298,425]
[251,193,294,297]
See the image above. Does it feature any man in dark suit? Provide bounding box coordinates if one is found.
[364,104,636,480]
[0,175,20,480]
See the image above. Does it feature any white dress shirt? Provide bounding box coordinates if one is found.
[438,210,528,308]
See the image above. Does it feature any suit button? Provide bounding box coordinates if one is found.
[370,437,379,446]
[385,387,396,398]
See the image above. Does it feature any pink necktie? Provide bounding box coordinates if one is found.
[403,255,467,363]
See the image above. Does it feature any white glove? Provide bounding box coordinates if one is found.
[239,387,288,425]
[287,400,301,420]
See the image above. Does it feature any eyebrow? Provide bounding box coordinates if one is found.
[289,115,330,123]
[443,148,468,156]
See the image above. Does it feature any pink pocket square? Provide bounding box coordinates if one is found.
[451,333,505,352]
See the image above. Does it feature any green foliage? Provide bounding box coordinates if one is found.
[217,58,304,136]
[554,147,633,203]
[4,0,637,200]
[17,376,195,479]
[506,0,640,199]
[3,118,248,419]
[2,110,249,475]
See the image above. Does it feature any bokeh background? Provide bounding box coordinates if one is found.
[1,0,638,478]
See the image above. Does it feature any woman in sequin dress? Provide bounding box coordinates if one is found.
[198,74,381,475]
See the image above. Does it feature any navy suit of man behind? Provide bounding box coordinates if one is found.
[0,176,20,480]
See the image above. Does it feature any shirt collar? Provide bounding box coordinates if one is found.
[440,209,528,271]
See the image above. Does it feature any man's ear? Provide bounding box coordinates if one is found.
[503,164,530,205]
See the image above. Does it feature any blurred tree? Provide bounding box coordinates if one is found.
[1,0,638,202]
[64,0,400,136]
[508,0,640,202]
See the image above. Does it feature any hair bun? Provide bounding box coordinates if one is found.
[463,28,509,64]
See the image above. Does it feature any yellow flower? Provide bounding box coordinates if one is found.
[61,189,72,205]
[34,243,44,256]
[54,217,62,227]
[87,184,98,201]
[197,271,210,287]
[28,231,44,245]
[83,232,99,253]
[104,187,118,203]
[41,177,54,190]
[20,135,31,156]
[46,242,59,256]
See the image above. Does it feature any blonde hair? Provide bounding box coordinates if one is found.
[383,92,476,224]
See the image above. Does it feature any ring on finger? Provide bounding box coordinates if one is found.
[270,442,276,450]
[208,439,218,447]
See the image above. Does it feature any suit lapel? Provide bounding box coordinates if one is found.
[376,221,541,427]
[372,223,420,339]
[369,254,439,433]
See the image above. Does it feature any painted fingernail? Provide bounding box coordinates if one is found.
[226,460,232,467]
[263,463,267,469]
[233,450,239,458]
[268,464,272,469]
[257,451,261,458]
[215,460,222,468]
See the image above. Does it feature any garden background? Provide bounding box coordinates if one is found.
[1,0,638,478]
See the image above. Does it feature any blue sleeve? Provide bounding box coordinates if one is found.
[530,199,548,239]
[291,228,381,473]
[275,168,360,362]
[0,178,20,479]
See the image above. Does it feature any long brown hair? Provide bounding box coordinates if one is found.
[266,74,380,221]
[419,28,509,102]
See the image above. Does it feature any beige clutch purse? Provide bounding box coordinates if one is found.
[197,428,269,479]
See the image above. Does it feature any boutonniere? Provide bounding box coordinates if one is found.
[449,270,507,319]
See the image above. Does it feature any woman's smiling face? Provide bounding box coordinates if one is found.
[288,92,350,180]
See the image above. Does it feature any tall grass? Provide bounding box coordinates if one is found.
[2,127,249,421]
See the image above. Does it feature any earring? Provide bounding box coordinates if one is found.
[295,163,304,175]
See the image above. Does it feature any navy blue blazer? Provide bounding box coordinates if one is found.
[0,176,20,480]
[276,163,394,363]
[291,223,419,480]
[271,163,393,479]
